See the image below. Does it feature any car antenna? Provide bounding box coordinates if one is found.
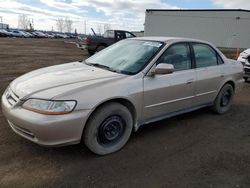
[91,28,97,36]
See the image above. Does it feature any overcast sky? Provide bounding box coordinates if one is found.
[0,0,249,34]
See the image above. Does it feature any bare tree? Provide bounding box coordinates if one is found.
[64,17,73,33]
[104,24,111,32]
[56,18,64,32]
[18,14,29,30]
[56,17,73,33]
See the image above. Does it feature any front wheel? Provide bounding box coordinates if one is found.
[84,102,133,155]
[212,84,234,114]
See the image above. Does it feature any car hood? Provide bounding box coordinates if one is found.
[242,48,250,55]
[10,62,123,99]
[239,48,250,59]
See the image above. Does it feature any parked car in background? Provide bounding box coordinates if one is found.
[33,31,47,38]
[0,29,22,37]
[0,29,10,37]
[0,29,77,39]
[19,31,31,38]
[81,30,136,55]
[44,33,55,38]
[22,31,35,38]
[11,30,31,38]
[1,37,244,155]
[55,33,69,39]
[237,48,250,81]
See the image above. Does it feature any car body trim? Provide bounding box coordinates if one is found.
[145,90,216,109]
[145,95,195,108]
[196,90,217,97]
[140,102,213,127]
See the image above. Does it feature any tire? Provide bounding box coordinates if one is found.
[96,45,106,52]
[88,49,95,56]
[84,102,133,155]
[243,77,248,82]
[212,84,234,114]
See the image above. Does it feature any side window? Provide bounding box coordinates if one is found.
[156,43,192,72]
[125,32,134,38]
[104,30,115,38]
[116,31,126,40]
[193,43,217,68]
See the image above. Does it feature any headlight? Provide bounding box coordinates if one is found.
[22,99,77,115]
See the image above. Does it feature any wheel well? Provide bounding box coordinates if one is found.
[86,99,137,129]
[97,43,107,47]
[224,81,235,91]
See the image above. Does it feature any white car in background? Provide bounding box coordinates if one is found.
[11,30,29,38]
[237,49,250,81]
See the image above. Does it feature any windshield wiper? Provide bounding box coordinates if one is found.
[85,62,120,73]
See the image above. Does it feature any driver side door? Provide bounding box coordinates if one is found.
[143,43,196,121]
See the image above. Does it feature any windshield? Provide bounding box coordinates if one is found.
[85,39,163,75]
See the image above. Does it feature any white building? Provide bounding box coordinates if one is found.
[0,23,9,29]
[144,9,250,49]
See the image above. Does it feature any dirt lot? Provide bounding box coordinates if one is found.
[0,38,250,188]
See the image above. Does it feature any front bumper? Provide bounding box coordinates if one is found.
[1,94,91,146]
[238,58,250,78]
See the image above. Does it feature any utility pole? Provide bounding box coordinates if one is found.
[0,16,3,29]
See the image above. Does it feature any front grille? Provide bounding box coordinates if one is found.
[245,63,250,68]
[244,67,250,75]
[5,87,19,106]
[247,56,250,63]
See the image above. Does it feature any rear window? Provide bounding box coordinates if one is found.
[104,30,115,38]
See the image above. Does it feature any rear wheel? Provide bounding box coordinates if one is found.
[212,84,234,114]
[84,102,133,155]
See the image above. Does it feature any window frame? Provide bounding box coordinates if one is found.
[125,32,136,38]
[155,42,194,72]
[190,42,224,69]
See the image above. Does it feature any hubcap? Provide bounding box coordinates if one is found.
[220,90,232,107]
[98,116,125,146]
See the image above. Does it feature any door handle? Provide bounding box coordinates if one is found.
[186,79,195,84]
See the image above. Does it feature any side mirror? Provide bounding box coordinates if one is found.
[152,63,174,75]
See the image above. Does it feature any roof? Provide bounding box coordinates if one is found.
[146,9,250,13]
[132,36,208,43]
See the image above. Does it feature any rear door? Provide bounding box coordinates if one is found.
[143,43,196,120]
[192,43,224,106]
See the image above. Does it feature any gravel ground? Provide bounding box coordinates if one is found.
[0,38,250,188]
